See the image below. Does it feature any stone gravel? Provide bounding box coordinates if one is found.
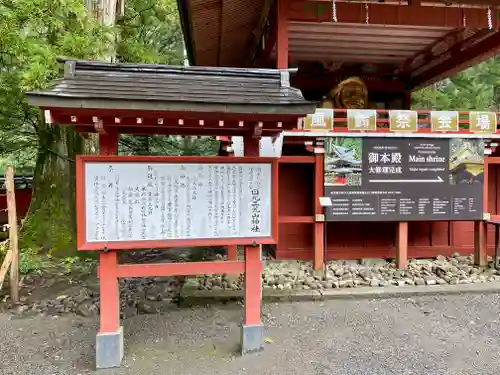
[195,254,500,292]
[1,293,500,374]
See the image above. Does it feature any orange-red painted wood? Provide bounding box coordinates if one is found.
[116,261,245,278]
[244,245,262,326]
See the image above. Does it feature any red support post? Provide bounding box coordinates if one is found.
[96,129,123,369]
[474,221,488,267]
[227,245,238,260]
[98,130,120,332]
[313,150,325,270]
[243,245,262,325]
[241,244,264,354]
[396,222,408,269]
[99,251,120,332]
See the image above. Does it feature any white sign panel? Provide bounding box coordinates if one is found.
[83,162,272,244]
[231,134,284,157]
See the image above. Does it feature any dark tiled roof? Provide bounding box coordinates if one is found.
[26,60,316,115]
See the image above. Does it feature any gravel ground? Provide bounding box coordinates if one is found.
[1,293,500,375]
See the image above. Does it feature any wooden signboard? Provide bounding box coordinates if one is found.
[389,110,417,132]
[430,111,459,132]
[304,109,334,131]
[469,111,497,133]
[347,109,377,131]
[76,156,278,251]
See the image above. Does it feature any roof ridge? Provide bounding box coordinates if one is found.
[60,58,284,81]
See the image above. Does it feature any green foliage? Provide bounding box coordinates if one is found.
[119,135,220,156]
[0,0,218,270]
[59,256,95,275]
[19,247,43,274]
[412,57,500,111]
[0,0,113,174]
[21,180,76,255]
[116,0,185,65]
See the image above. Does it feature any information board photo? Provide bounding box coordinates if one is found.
[324,137,484,221]
[76,157,277,250]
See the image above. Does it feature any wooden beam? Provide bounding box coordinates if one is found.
[0,241,12,292]
[250,0,276,66]
[411,31,500,89]
[398,30,463,75]
[288,1,499,29]
[277,0,289,69]
[292,73,406,92]
[434,0,500,5]
[258,14,277,66]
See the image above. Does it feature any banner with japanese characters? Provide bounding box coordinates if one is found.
[324,137,484,221]
[76,157,276,250]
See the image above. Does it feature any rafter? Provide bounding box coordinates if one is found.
[287,1,499,29]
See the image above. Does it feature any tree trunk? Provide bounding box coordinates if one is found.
[21,123,85,255]
[22,0,119,255]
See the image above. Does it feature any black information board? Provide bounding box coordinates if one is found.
[324,137,484,222]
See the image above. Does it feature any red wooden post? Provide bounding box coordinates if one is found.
[96,129,123,369]
[396,222,408,269]
[243,245,262,325]
[474,221,488,266]
[241,244,263,352]
[313,150,325,270]
[227,245,238,260]
[474,157,489,266]
[99,251,120,332]
[276,0,288,69]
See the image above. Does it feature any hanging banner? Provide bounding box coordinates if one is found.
[303,108,334,132]
[347,109,377,131]
[469,111,497,133]
[323,137,484,222]
[389,110,418,132]
[430,111,459,132]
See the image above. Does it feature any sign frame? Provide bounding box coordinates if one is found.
[76,155,279,251]
[323,137,485,222]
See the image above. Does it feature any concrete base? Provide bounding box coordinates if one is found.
[96,326,124,369]
[240,324,264,355]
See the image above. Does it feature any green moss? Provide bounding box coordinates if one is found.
[21,182,76,256]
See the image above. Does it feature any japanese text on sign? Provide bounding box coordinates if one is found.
[304,108,334,131]
[430,111,459,132]
[389,110,417,132]
[347,109,377,131]
[469,111,497,133]
[83,162,273,243]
